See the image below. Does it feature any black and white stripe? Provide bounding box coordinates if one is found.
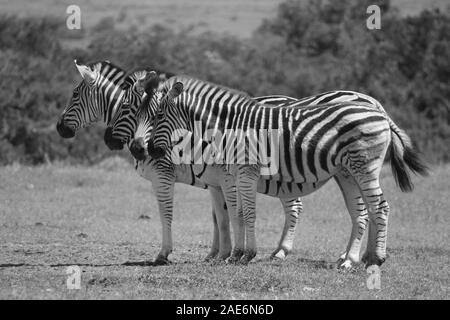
[144,75,428,267]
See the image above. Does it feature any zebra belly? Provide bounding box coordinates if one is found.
[192,164,332,199]
[135,160,208,189]
[256,178,331,198]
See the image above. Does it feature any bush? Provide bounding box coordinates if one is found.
[1,0,449,164]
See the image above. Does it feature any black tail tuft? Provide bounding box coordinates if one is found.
[390,142,413,192]
[390,138,429,192]
[403,145,430,177]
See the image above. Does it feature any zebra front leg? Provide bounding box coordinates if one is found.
[227,204,246,263]
[152,177,176,265]
[236,165,260,265]
[271,197,302,260]
[334,172,369,270]
[208,187,232,261]
[220,171,245,264]
[204,208,220,261]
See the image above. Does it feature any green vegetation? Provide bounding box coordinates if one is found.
[1,0,449,164]
[0,161,448,299]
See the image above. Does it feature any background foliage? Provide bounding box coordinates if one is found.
[1,0,449,165]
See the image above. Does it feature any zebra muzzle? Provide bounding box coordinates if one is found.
[104,127,125,151]
[147,140,166,160]
[56,118,75,139]
[129,137,148,161]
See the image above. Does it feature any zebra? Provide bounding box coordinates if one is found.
[56,60,303,264]
[138,74,428,267]
[108,71,402,268]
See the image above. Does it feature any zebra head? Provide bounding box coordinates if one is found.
[104,70,176,152]
[56,60,127,139]
[103,70,155,150]
[124,71,166,161]
[143,80,185,161]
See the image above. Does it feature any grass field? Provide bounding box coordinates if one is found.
[1,0,449,38]
[0,158,448,299]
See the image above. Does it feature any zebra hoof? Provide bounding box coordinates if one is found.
[239,250,257,265]
[270,248,287,260]
[153,256,171,266]
[337,251,347,262]
[362,252,386,268]
[337,260,356,272]
[227,249,244,264]
[204,251,219,262]
[218,252,231,261]
[336,257,345,266]
[365,257,386,268]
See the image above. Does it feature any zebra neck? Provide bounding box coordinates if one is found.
[103,86,126,125]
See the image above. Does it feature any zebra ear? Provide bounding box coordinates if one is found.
[143,71,160,95]
[134,71,159,94]
[74,60,96,85]
[168,82,183,99]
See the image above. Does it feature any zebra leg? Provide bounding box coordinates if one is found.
[204,207,220,261]
[221,173,246,264]
[152,176,176,266]
[334,172,369,269]
[227,203,246,263]
[359,183,389,267]
[208,187,232,261]
[271,197,302,260]
[236,165,260,265]
[344,152,390,267]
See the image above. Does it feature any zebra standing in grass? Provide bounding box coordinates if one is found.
[140,74,428,267]
[56,60,304,264]
[108,70,406,268]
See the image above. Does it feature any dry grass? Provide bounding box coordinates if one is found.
[0,160,448,299]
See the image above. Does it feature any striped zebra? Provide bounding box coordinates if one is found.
[137,74,428,267]
[56,60,303,264]
[109,71,400,268]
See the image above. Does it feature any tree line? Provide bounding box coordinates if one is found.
[1,0,449,165]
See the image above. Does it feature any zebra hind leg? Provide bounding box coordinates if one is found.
[359,186,389,267]
[360,188,390,267]
[334,171,369,270]
[271,197,302,260]
[343,152,390,267]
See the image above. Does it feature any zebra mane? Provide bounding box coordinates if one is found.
[162,75,252,99]
[79,60,128,88]
[85,59,125,72]
[121,67,176,90]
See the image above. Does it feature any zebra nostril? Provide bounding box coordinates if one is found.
[130,138,146,160]
[147,140,165,160]
[104,128,124,150]
[56,119,75,138]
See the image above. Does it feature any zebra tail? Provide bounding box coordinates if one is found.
[388,118,429,192]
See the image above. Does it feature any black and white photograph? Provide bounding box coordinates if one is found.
[0,0,449,302]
